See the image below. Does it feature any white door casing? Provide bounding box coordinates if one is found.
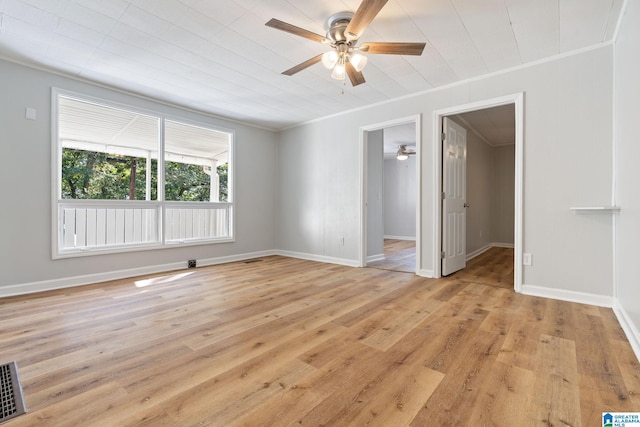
[433,93,522,288]
[442,117,467,276]
[359,115,422,273]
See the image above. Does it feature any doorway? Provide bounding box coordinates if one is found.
[433,93,524,291]
[360,115,421,274]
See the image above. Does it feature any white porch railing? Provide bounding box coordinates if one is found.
[58,200,231,252]
[165,202,230,243]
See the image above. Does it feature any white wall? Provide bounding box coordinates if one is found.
[383,156,416,239]
[0,59,278,293]
[492,145,515,245]
[614,0,640,354]
[276,116,361,263]
[465,128,493,254]
[277,45,614,297]
[366,130,384,259]
[462,124,515,256]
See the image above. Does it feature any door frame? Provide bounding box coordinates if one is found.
[432,93,524,292]
[359,114,422,272]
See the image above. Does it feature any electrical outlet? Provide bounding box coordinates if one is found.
[188,259,197,268]
[522,253,532,266]
[25,107,36,120]
[338,237,344,246]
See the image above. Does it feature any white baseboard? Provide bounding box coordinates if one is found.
[198,250,278,267]
[383,235,416,241]
[0,250,277,298]
[366,253,385,263]
[274,250,360,268]
[466,242,515,261]
[417,269,435,278]
[466,244,493,261]
[520,284,614,307]
[613,299,640,364]
[492,242,515,249]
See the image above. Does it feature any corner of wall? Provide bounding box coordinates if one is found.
[613,298,640,363]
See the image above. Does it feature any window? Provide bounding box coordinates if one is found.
[53,90,234,258]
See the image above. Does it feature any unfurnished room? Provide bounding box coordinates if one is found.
[0,0,639,425]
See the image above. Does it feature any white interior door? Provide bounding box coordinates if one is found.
[442,117,467,276]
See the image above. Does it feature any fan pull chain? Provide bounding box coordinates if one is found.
[341,79,346,95]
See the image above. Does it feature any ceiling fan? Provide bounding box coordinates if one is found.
[396,145,416,160]
[265,0,426,86]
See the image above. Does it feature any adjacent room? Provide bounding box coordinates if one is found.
[1,0,639,425]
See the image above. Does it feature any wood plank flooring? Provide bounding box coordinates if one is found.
[450,246,514,289]
[368,239,416,273]
[0,255,638,426]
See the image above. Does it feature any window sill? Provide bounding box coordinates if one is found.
[53,237,235,259]
[569,206,621,214]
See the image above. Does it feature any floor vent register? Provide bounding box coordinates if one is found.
[0,361,27,423]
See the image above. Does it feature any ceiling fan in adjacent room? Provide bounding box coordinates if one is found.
[396,145,416,160]
[265,0,426,86]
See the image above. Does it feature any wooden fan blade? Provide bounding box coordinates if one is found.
[282,54,323,76]
[345,62,366,86]
[359,42,426,55]
[266,18,327,44]
[345,0,389,41]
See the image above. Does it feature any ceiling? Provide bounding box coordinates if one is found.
[0,0,624,130]
[381,103,514,157]
[383,122,415,156]
[452,103,515,146]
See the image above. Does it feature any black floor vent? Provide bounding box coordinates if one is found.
[243,259,263,264]
[0,361,27,423]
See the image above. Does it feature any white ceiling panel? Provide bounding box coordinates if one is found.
[404,0,489,79]
[70,0,129,20]
[506,0,560,62]
[48,34,97,65]
[452,0,522,71]
[55,18,107,48]
[0,0,624,129]
[132,0,224,42]
[3,0,58,35]
[60,2,119,34]
[559,0,617,51]
[6,0,68,15]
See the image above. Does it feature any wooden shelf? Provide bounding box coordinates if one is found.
[569,206,621,214]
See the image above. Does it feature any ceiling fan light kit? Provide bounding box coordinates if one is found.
[265,0,426,87]
[331,59,346,80]
[396,145,415,160]
[321,50,339,69]
[349,52,368,72]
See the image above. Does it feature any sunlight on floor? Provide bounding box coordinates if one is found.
[135,272,194,288]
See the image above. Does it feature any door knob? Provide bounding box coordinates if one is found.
[464,203,470,208]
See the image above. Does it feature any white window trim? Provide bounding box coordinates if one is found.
[51,88,235,259]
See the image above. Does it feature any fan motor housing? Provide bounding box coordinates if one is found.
[325,12,354,43]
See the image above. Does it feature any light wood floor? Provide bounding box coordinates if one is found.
[368,239,416,273]
[450,246,514,289]
[1,255,638,426]
[368,241,513,291]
